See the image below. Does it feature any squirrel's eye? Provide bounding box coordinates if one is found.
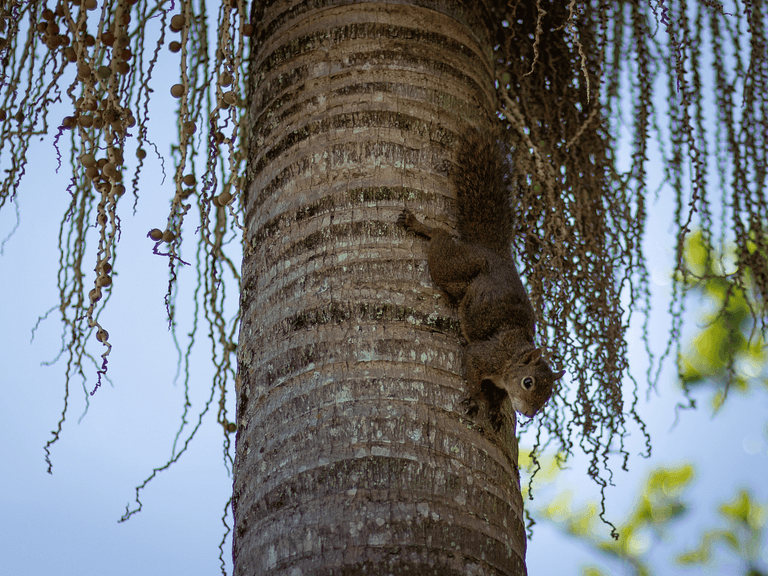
[522,376,534,390]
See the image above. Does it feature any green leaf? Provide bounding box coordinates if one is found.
[581,567,609,576]
[719,490,765,530]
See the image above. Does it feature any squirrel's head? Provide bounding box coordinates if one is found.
[495,348,564,417]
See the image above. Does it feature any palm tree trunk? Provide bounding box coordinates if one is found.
[234,1,527,573]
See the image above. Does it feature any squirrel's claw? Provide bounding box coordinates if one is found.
[397,208,415,228]
[460,395,479,417]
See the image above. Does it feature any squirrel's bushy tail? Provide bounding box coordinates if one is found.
[453,130,514,255]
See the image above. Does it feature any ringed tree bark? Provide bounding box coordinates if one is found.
[234,1,528,574]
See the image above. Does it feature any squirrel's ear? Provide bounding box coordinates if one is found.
[554,370,566,381]
[526,349,543,363]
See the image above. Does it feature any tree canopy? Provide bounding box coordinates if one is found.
[1,0,767,566]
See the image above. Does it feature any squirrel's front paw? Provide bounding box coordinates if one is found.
[461,395,491,424]
[461,394,501,432]
[460,396,479,417]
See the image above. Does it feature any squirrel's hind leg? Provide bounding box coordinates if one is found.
[398,207,487,300]
[426,232,487,298]
[397,209,435,238]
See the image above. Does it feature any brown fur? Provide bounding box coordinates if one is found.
[398,132,564,424]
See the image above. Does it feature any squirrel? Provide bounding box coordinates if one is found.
[398,130,564,427]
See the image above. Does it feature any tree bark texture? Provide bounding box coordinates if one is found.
[234,1,527,574]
